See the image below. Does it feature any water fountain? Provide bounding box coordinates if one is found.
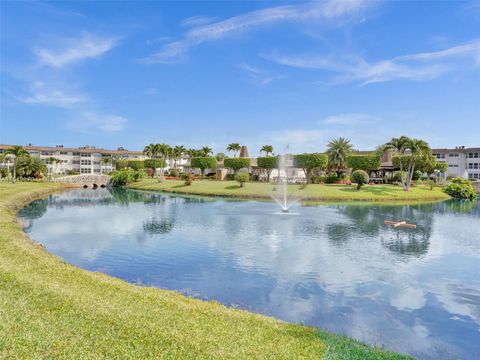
[271,149,300,213]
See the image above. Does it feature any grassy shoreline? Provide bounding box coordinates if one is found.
[0,182,411,359]
[129,178,451,203]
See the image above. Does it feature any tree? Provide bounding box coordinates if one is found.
[257,156,278,182]
[200,146,213,157]
[386,136,431,191]
[15,156,47,179]
[385,136,410,190]
[143,143,162,174]
[190,157,217,178]
[226,143,241,157]
[293,153,328,184]
[326,137,353,176]
[172,145,186,169]
[4,145,29,183]
[351,170,369,190]
[235,172,249,187]
[224,158,250,174]
[260,145,274,157]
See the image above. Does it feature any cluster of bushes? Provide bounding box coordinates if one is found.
[111,168,144,187]
[346,155,380,172]
[444,178,478,200]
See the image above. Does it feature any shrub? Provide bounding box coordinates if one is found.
[412,170,423,181]
[346,155,380,172]
[351,170,369,190]
[313,175,326,184]
[66,169,80,175]
[115,160,129,170]
[182,173,194,186]
[111,168,144,186]
[235,172,249,187]
[435,162,448,173]
[293,153,328,183]
[426,179,435,190]
[393,171,407,183]
[444,178,478,200]
[324,173,338,184]
[127,160,145,171]
[0,168,8,178]
[224,158,251,173]
[257,157,278,182]
[169,169,180,177]
[191,157,217,178]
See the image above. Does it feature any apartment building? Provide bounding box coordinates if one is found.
[0,144,147,175]
[432,146,480,180]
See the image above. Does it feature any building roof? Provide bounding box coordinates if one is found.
[0,144,144,155]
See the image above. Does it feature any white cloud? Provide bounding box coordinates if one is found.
[17,81,86,107]
[239,63,286,85]
[180,15,217,27]
[143,0,370,63]
[67,111,128,133]
[266,39,480,84]
[35,32,118,68]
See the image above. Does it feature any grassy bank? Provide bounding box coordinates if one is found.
[0,182,411,359]
[130,178,450,202]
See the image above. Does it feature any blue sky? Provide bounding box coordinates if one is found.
[1,0,479,155]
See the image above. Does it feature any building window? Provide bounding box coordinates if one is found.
[80,152,91,157]
[468,152,480,158]
[475,163,479,169]
[434,153,445,159]
[41,151,53,156]
[448,164,458,168]
[93,161,100,165]
[80,168,91,174]
[63,160,68,163]
[72,152,80,156]
[59,151,68,155]
[93,168,101,173]
[448,153,459,157]
[81,160,91,165]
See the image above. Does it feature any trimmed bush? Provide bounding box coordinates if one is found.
[169,169,180,177]
[224,158,251,173]
[234,172,249,187]
[127,160,145,171]
[351,170,369,190]
[346,155,380,171]
[257,157,278,182]
[393,171,407,183]
[324,173,338,184]
[444,178,478,200]
[191,157,217,178]
[182,173,194,186]
[293,153,328,183]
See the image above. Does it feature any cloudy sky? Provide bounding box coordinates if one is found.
[1,0,479,154]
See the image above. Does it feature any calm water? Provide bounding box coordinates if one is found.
[18,188,480,359]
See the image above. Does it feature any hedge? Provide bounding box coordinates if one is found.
[257,157,278,182]
[191,157,217,177]
[346,155,380,171]
[144,159,166,169]
[293,153,328,183]
[224,158,251,173]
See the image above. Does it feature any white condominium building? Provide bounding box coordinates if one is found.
[432,147,480,180]
[0,144,147,175]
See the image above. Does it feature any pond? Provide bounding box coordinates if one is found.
[18,188,480,359]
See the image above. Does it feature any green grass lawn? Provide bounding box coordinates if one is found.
[0,182,411,359]
[130,178,450,202]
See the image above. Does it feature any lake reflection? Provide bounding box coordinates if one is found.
[18,188,480,359]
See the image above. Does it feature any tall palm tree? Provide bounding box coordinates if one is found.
[200,146,213,157]
[173,145,186,168]
[405,138,430,190]
[226,143,241,157]
[385,136,411,190]
[260,145,274,157]
[326,137,353,177]
[4,145,28,183]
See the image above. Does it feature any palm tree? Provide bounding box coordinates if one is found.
[173,145,186,168]
[385,136,410,190]
[260,145,274,157]
[215,152,228,161]
[326,137,353,177]
[200,146,213,157]
[405,138,430,190]
[4,145,28,183]
[226,143,241,157]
